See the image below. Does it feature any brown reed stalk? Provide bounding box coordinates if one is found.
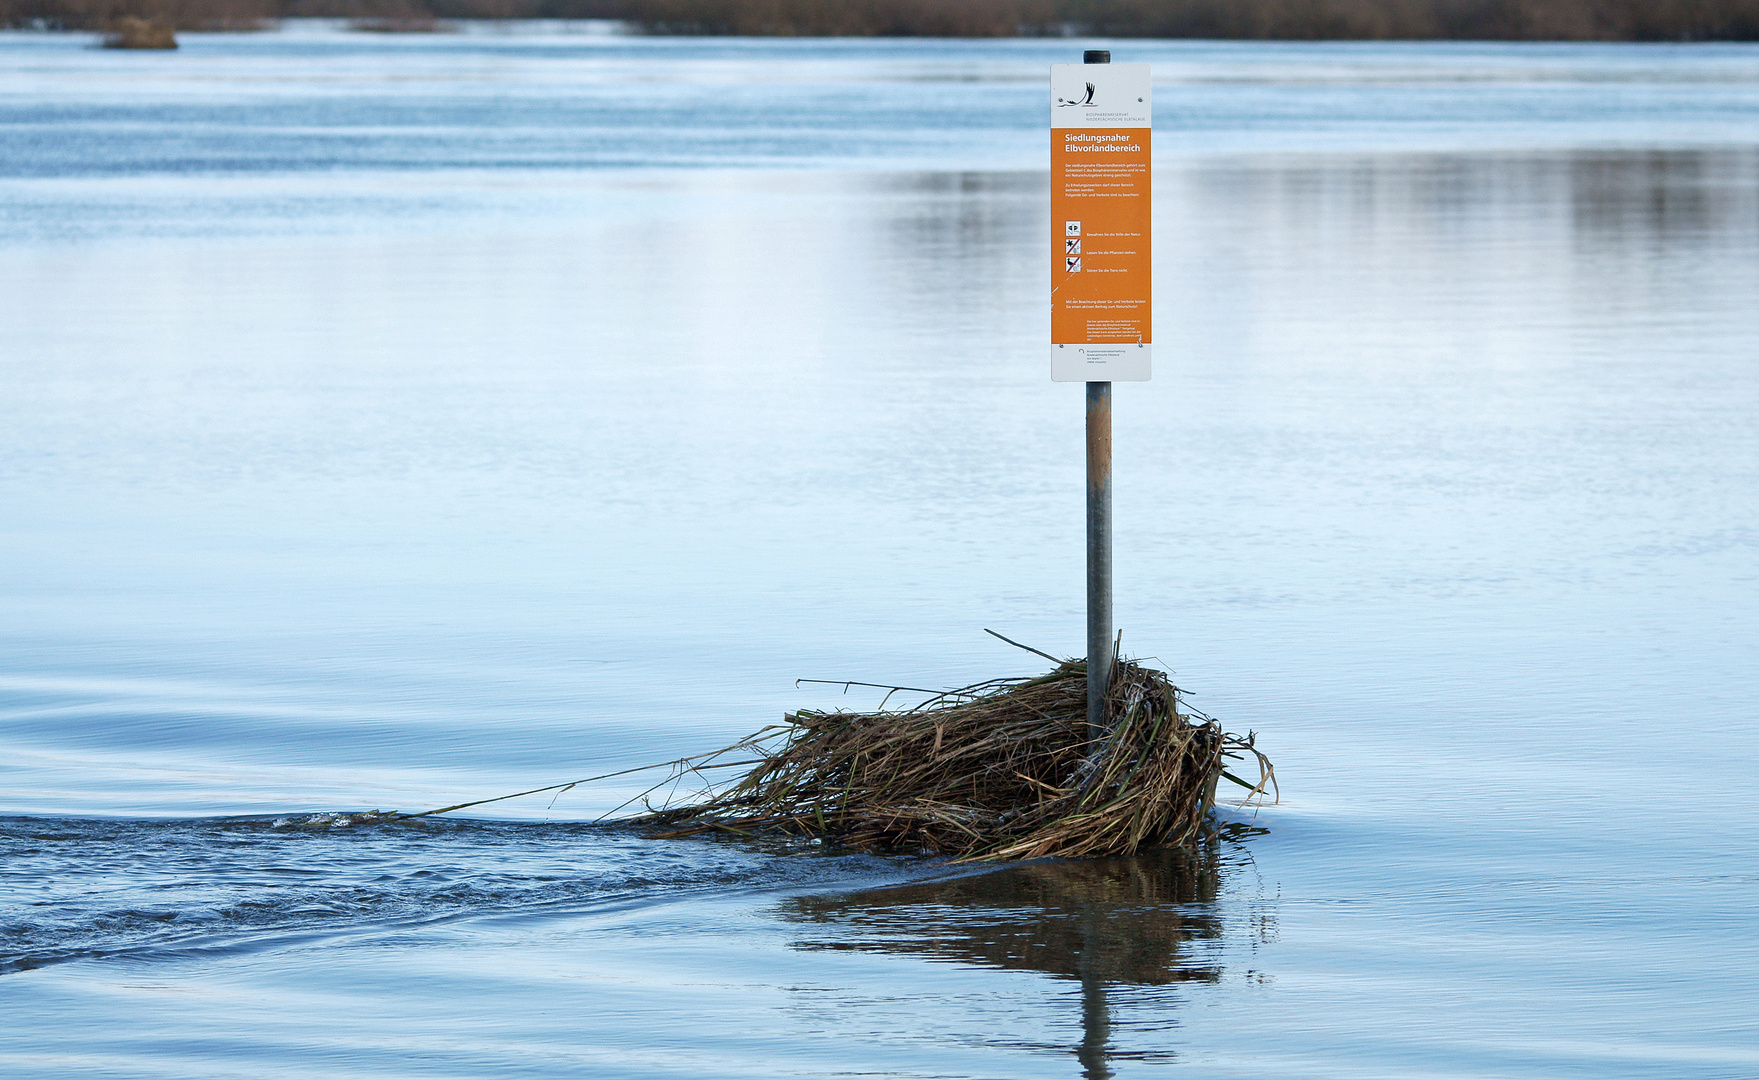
[636,656,1274,861]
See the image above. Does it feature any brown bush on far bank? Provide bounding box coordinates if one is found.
[627,0,1759,38]
[3,0,271,30]
[103,12,176,41]
[1059,0,1759,39]
[294,0,447,29]
[631,0,1054,36]
[5,0,1756,39]
[270,0,627,16]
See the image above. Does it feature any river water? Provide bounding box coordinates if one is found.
[3,24,1757,1078]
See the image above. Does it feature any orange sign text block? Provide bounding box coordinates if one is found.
[1050,63,1151,382]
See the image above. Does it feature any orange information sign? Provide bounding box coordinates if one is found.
[1050,63,1151,382]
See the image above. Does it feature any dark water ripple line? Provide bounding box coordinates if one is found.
[0,815,924,977]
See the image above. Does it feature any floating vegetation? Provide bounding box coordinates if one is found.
[631,643,1274,861]
[368,636,1276,861]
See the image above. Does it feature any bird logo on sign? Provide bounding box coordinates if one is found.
[1056,82,1097,108]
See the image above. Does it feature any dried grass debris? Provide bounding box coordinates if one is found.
[634,654,1273,861]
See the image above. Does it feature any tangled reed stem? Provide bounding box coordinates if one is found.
[636,657,1274,861]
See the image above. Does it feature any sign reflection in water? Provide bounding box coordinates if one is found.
[784,845,1236,1078]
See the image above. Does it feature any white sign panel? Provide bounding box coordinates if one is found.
[1050,63,1152,383]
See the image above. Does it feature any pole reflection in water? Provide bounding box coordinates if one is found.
[1077,904,1113,1080]
[781,843,1225,1076]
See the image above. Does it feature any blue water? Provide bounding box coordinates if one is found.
[3,24,1758,1078]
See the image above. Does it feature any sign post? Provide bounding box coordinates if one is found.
[1051,50,1151,742]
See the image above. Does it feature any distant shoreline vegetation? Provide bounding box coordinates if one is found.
[5,0,1758,40]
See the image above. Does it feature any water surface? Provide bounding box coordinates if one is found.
[3,26,1758,1078]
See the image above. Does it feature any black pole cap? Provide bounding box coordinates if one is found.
[1083,50,1110,64]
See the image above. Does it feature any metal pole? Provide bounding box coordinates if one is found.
[1086,381,1112,742]
[1083,48,1113,744]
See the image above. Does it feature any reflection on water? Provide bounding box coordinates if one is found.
[1567,148,1759,242]
[784,845,1225,1077]
[876,171,1043,336]
[784,846,1221,984]
[1181,146,1759,245]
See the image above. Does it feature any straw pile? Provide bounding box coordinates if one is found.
[636,653,1273,861]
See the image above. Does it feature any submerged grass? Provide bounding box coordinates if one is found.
[632,648,1274,861]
